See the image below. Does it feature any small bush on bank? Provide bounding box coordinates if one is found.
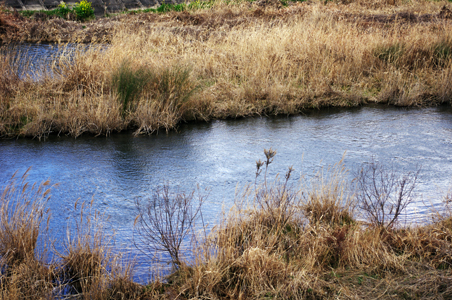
[73,0,95,21]
[56,1,72,18]
[19,1,95,21]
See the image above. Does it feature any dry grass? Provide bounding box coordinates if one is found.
[158,155,452,299]
[1,0,452,138]
[2,154,452,298]
[0,171,149,299]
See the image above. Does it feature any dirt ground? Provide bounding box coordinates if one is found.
[1,2,452,44]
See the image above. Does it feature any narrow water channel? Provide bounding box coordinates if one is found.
[1,106,452,281]
[2,42,105,79]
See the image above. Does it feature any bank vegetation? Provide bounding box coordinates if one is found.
[1,152,452,299]
[1,0,452,138]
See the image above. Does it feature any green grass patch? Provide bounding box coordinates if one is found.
[112,59,153,115]
[433,38,452,67]
[374,43,404,64]
[19,0,94,21]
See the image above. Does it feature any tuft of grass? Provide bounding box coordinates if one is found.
[157,3,187,13]
[112,59,153,116]
[374,43,404,65]
[0,168,53,268]
[433,38,452,67]
[0,170,143,299]
[302,157,355,226]
[0,169,56,299]
[133,65,199,134]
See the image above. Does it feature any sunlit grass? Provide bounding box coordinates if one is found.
[2,151,452,298]
[1,0,452,138]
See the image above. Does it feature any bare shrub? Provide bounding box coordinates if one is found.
[134,185,205,269]
[355,160,420,229]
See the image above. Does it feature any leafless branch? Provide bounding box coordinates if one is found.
[355,160,420,229]
[134,185,205,269]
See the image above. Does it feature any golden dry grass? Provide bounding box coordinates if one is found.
[1,156,452,298]
[1,0,452,138]
[0,171,147,299]
[161,158,452,299]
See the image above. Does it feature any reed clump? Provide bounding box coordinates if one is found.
[0,171,147,299]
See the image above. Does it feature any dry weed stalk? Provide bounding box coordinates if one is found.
[161,151,452,299]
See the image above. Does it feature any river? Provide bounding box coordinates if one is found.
[2,43,452,281]
[1,106,452,281]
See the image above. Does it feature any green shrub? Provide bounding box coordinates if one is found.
[73,0,95,21]
[21,1,95,20]
[57,1,71,18]
[156,3,186,13]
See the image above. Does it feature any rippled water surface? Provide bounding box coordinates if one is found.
[2,42,104,79]
[2,43,452,280]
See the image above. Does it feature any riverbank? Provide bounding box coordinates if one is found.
[2,156,452,299]
[1,0,452,139]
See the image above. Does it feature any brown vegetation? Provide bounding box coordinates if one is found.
[0,0,452,138]
[0,170,145,299]
[2,153,452,299]
[141,152,452,299]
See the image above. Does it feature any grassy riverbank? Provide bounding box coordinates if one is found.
[1,0,452,138]
[1,155,452,299]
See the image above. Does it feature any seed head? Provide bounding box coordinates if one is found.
[264,148,276,166]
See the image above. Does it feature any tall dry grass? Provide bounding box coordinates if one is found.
[1,0,451,138]
[0,169,55,299]
[0,171,147,299]
[1,154,452,298]
[153,151,452,299]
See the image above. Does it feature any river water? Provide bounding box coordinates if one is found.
[2,42,104,79]
[1,106,452,280]
[2,44,452,281]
